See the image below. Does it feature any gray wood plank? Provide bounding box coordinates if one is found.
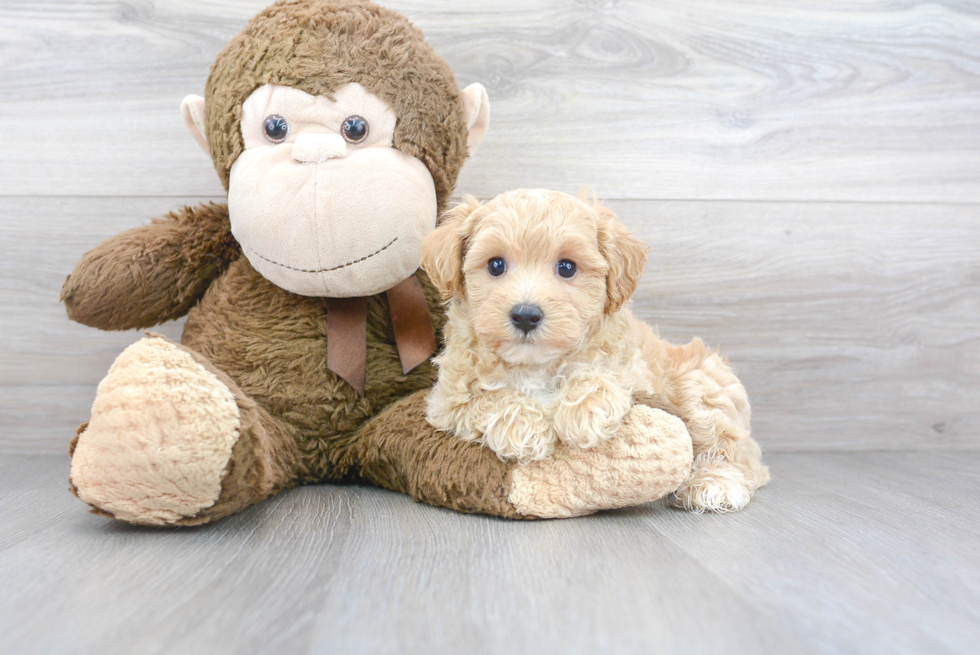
[625,200,980,452]
[0,452,977,654]
[3,196,977,453]
[0,195,190,386]
[642,451,980,655]
[0,454,73,552]
[1,0,979,201]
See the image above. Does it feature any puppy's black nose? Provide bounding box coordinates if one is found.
[510,304,543,334]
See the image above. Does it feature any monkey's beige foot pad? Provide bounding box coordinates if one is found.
[70,336,241,526]
[508,405,693,519]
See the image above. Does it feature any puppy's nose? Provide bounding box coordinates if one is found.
[510,304,543,334]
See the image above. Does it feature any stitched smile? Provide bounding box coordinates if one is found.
[247,236,399,273]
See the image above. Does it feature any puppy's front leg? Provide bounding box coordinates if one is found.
[554,371,633,449]
[427,385,556,463]
[472,390,557,463]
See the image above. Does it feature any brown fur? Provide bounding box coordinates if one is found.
[61,0,479,524]
[205,0,469,210]
[62,1,694,525]
[61,203,238,330]
[178,255,446,485]
[171,338,304,525]
[336,390,524,518]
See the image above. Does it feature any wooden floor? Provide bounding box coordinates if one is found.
[1,452,978,655]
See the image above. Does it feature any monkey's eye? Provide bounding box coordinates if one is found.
[263,115,289,143]
[341,115,369,143]
[556,259,577,279]
[487,257,507,277]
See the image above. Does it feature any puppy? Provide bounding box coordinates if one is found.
[421,190,769,512]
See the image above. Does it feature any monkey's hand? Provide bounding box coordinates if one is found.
[553,372,633,449]
[346,391,693,520]
[61,202,239,330]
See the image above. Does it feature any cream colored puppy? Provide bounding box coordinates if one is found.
[421,189,769,512]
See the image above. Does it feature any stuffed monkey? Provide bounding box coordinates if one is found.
[61,0,694,526]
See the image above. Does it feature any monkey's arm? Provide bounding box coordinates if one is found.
[339,390,693,519]
[340,390,526,517]
[61,203,240,330]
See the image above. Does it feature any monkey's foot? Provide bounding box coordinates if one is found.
[69,336,246,526]
[508,405,693,518]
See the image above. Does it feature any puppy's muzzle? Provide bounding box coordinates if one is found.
[510,304,543,334]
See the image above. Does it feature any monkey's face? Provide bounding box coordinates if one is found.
[227,83,438,297]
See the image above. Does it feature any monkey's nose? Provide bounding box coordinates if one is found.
[292,133,347,163]
[510,304,543,334]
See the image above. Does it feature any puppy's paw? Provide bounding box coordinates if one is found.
[481,401,557,463]
[554,375,632,449]
[670,456,754,513]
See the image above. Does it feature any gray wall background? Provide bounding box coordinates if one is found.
[1,0,978,453]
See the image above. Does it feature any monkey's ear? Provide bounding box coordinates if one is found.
[461,83,490,158]
[595,204,648,314]
[180,95,210,156]
[421,196,484,300]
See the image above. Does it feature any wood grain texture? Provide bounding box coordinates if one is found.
[1,0,979,201]
[0,452,977,655]
[3,196,976,453]
[624,200,980,452]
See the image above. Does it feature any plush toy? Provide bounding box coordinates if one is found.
[60,0,694,527]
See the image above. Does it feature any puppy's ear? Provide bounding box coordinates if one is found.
[421,196,483,300]
[595,204,648,314]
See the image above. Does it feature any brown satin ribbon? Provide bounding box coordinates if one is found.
[326,275,437,397]
[326,296,368,396]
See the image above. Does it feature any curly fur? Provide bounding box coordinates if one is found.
[422,190,769,511]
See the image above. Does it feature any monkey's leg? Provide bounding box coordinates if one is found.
[69,334,302,526]
[335,391,693,519]
[650,337,770,513]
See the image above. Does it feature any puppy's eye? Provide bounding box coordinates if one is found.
[487,257,507,277]
[556,259,577,279]
[341,115,369,143]
[263,115,288,143]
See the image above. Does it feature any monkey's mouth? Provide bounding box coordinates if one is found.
[245,236,399,274]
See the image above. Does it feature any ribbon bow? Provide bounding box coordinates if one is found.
[325,275,437,396]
